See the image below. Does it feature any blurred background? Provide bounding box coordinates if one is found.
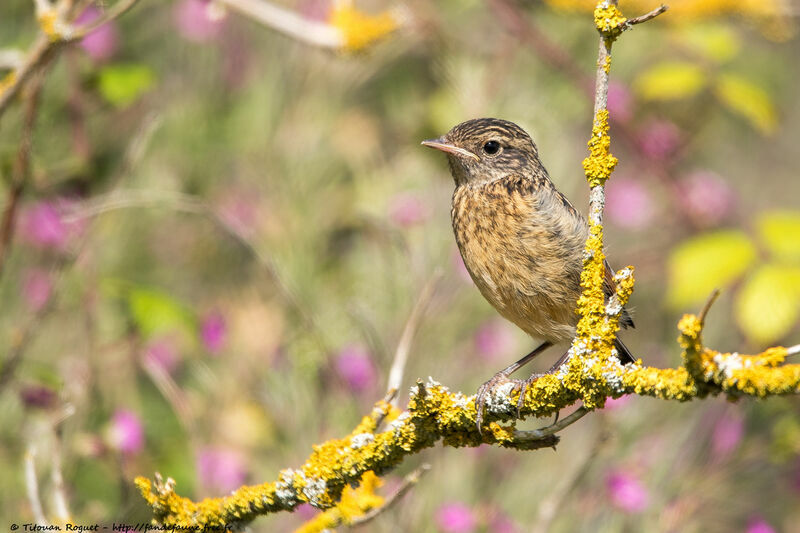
[1,0,800,531]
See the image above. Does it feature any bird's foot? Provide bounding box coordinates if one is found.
[475,372,544,434]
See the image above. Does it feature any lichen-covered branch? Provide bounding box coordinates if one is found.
[135,1,800,529]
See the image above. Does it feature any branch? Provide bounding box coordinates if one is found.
[0,0,141,121]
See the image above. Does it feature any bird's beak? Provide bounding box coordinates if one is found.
[421,137,480,162]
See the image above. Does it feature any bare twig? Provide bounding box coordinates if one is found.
[625,5,669,27]
[787,344,800,357]
[0,0,141,121]
[0,71,46,276]
[350,464,431,528]
[386,274,440,407]
[24,446,48,525]
[698,289,721,325]
[216,0,343,48]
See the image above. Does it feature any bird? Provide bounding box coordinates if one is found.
[422,117,635,431]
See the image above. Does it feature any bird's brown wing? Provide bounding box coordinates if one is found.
[548,180,636,331]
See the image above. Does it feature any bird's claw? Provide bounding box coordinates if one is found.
[475,372,544,434]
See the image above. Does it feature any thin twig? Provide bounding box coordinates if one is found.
[625,5,669,27]
[0,71,46,276]
[70,0,140,38]
[386,274,440,407]
[51,410,74,523]
[25,446,48,525]
[350,464,431,528]
[698,289,721,325]
[785,344,800,357]
[512,406,590,441]
[217,0,343,48]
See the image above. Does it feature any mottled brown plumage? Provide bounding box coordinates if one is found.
[423,117,634,430]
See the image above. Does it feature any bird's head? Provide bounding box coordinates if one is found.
[422,118,541,187]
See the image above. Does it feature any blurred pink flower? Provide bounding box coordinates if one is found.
[435,502,476,533]
[711,411,744,458]
[335,344,377,393]
[294,503,317,520]
[474,319,516,362]
[197,447,246,493]
[452,249,473,284]
[22,269,52,312]
[144,338,180,374]
[19,384,58,410]
[746,517,776,533]
[173,0,225,42]
[108,409,144,455]
[607,81,633,123]
[216,188,261,238]
[20,201,69,249]
[201,311,227,354]
[639,120,680,160]
[389,193,430,227]
[605,177,654,230]
[678,171,736,226]
[603,394,632,411]
[488,511,518,533]
[298,0,331,21]
[75,6,119,61]
[606,470,649,513]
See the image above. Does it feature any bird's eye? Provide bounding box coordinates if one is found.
[483,140,501,155]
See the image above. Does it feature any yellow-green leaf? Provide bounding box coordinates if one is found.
[634,61,707,101]
[98,63,155,108]
[715,73,777,135]
[667,230,756,308]
[735,264,800,345]
[757,211,800,263]
[678,24,740,63]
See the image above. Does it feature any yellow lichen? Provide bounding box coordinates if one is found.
[0,71,17,97]
[294,471,384,533]
[329,3,397,52]
[582,109,618,187]
[594,3,628,37]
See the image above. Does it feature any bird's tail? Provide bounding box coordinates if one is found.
[614,337,637,365]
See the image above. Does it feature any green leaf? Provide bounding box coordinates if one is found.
[634,61,707,101]
[126,286,196,340]
[715,73,777,135]
[757,210,800,263]
[735,264,800,345]
[98,63,155,108]
[667,230,756,308]
[678,24,740,63]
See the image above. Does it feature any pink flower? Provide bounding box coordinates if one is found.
[746,517,776,533]
[605,177,654,230]
[474,319,517,362]
[75,6,119,62]
[20,201,69,249]
[22,269,52,312]
[678,171,736,226]
[606,471,649,513]
[201,312,227,354]
[295,503,317,520]
[639,120,680,160]
[603,394,632,411]
[108,409,144,455]
[298,0,331,21]
[144,338,180,374]
[197,447,246,493]
[19,384,58,410]
[488,511,518,533]
[173,0,225,42]
[711,411,744,458]
[389,193,430,227]
[334,345,377,393]
[435,502,476,533]
[607,82,633,123]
